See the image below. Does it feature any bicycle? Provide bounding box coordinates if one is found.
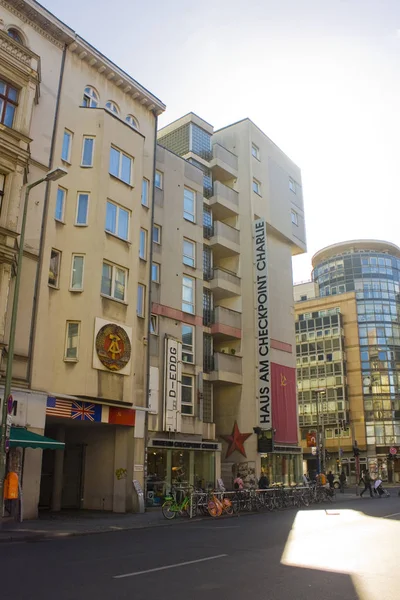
[161,486,197,519]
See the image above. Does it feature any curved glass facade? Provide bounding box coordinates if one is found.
[313,248,400,453]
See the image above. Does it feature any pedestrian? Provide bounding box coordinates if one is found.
[258,472,269,489]
[233,473,244,490]
[360,470,373,498]
[302,473,310,487]
[327,471,335,489]
[339,470,346,493]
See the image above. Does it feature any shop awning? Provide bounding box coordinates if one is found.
[9,428,65,450]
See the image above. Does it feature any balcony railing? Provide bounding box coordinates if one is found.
[212,267,241,287]
[211,221,240,245]
[214,306,242,330]
[211,181,239,206]
[211,144,238,172]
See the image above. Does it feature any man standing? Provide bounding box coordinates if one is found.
[360,470,373,498]
[327,471,335,489]
[339,470,346,493]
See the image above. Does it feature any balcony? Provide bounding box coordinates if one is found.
[209,181,239,220]
[205,352,242,386]
[209,267,241,301]
[206,221,240,259]
[211,306,242,341]
[210,144,238,182]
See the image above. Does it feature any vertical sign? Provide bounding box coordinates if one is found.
[253,219,271,429]
[163,336,182,432]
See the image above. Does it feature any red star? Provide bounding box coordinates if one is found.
[220,421,252,459]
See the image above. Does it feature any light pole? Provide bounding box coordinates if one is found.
[315,388,326,474]
[0,167,67,503]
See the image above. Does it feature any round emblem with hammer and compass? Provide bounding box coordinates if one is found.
[95,323,131,371]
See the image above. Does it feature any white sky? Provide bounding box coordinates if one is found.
[43,0,400,281]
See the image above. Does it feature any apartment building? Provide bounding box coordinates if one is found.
[0,0,165,517]
[294,240,400,483]
[158,114,307,488]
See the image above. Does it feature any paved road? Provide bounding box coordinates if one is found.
[1,494,399,600]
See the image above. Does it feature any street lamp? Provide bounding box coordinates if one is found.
[0,167,67,502]
[315,388,326,474]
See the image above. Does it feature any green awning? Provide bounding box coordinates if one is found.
[10,427,65,450]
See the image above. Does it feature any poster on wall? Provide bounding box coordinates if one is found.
[163,336,182,433]
[253,218,271,429]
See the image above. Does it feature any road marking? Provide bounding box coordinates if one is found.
[113,554,228,579]
[384,512,400,519]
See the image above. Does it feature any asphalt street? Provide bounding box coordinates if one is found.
[1,494,399,600]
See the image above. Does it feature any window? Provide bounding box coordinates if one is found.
[126,114,138,129]
[70,254,84,291]
[251,143,260,159]
[181,375,194,415]
[252,179,261,195]
[48,249,61,287]
[137,283,145,317]
[105,101,119,115]
[105,201,130,240]
[7,28,24,45]
[55,187,66,222]
[141,178,149,207]
[153,224,161,244]
[0,78,18,128]
[61,130,72,162]
[183,239,195,267]
[182,276,195,314]
[0,174,5,213]
[289,177,296,193]
[152,262,160,283]
[291,210,299,226]
[109,147,132,185]
[155,170,163,189]
[139,228,147,260]
[101,262,127,302]
[82,86,99,108]
[182,324,194,363]
[150,314,158,335]
[300,295,307,301]
[183,187,196,222]
[81,136,95,167]
[75,193,89,225]
[64,321,80,361]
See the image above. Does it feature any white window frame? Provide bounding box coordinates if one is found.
[252,178,261,195]
[155,170,163,189]
[75,192,90,226]
[181,374,194,415]
[152,262,160,283]
[61,129,72,163]
[139,228,148,260]
[153,224,161,244]
[126,114,139,129]
[81,135,95,167]
[183,238,196,268]
[141,178,150,207]
[101,261,128,302]
[150,314,159,335]
[82,86,99,108]
[182,324,194,364]
[70,254,85,291]
[105,100,119,115]
[289,177,296,193]
[182,275,195,314]
[48,248,61,288]
[55,186,66,222]
[183,186,196,223]
[64,321,81,362]
[105,200,130,241]
[251,143,260,160]
[137,283,146,317]
[291,209,299,226]
[109,146,133,185]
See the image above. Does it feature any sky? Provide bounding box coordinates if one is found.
[42,0,400,282]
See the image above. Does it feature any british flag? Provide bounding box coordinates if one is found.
[71,401,102,422]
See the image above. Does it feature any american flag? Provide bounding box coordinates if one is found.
[46,396,72,418]
[71,401,102,422]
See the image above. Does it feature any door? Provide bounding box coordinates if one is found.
[61,444,85,509]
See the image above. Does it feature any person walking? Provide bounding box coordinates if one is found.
[339,470,346,493]
[233,473,244,490]
[327,471,335,489]
[258,472,269,489]
[360,470,373,498]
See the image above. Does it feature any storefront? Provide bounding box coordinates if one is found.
[260,446,303,486]
[146,438,220,506]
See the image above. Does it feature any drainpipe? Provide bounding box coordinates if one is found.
[27,45,67,387]
[143,114,158,506]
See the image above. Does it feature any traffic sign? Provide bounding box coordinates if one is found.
[7,395,13,415]
[390,447,397,455]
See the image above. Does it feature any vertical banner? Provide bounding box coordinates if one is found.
[271,363,298,444]
[253,219,271,429]
[163,336,182,432]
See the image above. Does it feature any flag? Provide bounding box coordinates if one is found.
[46,396,72,418]
[71,401,102,422]
[271,363,298,444]
[109,407,135,426]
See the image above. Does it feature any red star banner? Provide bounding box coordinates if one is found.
[271,363,298,444]
[221,421,252,458]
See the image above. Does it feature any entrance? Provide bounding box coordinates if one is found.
[62,444,85,509]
